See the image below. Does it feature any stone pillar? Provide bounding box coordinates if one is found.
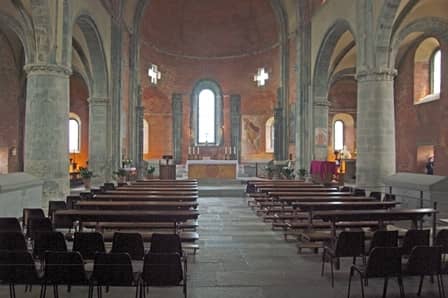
[313,96,330,160]
[24,64,71,207]
[135,105,145,178]
[172,94,183,164]
[356,70,396,189]
[88,97,109,183]
[230,95,241,160]
[274,105,284,161]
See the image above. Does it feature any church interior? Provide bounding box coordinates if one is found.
[0,0,448,297]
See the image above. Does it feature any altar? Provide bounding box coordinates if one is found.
[186,160,238,179]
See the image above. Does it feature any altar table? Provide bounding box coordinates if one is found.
[186,160,238,179]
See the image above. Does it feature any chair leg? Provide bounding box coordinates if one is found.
[53,284,59,298]
[9,283,15,298]
[321,249,326,276]
[360,273,365,298]
[41,284,47,298]
[382,277,388,298]
[398,276,405,298]
[97,286,102,298]
[347,267,353,298]
[441,274,446,298]
[330,256,335,288]
[418,275,424,296]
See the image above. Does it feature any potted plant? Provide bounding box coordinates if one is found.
[297,168,307,180]
[113,168,127,183]
[264,165,274,179]
[146,165,156,179]
[282,166,295,180]
[79,167,93,190]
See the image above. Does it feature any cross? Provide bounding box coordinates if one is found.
[254,67,269,87]
[148,64,161,84]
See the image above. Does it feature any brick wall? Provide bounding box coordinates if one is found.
[395,42,448,175]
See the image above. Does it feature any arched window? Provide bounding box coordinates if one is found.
[265,117,275,153]
[431,49,441,95]
[198,89,215,143]
[69,116,80,153]
[143,119,149,154]
[334,120,344,151]
[191,80,223,146]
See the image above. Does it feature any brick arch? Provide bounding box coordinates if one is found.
[391,17,448,68]
[0,13,35,65]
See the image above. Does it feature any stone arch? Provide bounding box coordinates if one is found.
[312,19,356,160]
[391,17,448,68]
[0,13,35,65]
[375,0,401,68]
[73,14,109,98]
[190,79,224,146]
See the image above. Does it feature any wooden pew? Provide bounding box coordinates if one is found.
[75,200,198,210]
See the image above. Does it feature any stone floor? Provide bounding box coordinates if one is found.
[0,187,444,297]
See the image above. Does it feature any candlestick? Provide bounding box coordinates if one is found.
[233,146,236,154]
[188,146,191,155]
[224,146,228,154]
[197,146,200,155]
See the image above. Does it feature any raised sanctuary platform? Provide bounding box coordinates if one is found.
[186,160,238,179]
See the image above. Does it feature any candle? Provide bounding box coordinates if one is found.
[233,146,236,154]
[188,146,191,155]
[224,146,228,154]
[197,147,200,154]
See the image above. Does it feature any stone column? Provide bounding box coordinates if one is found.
[135,105,145,178]
[24,64,71,207]
[356,69,396,189]
[172,94,183,164]
[230,95,241,160]
[274,105,284,161]
[88,97,109,183]
[313,96,330,160]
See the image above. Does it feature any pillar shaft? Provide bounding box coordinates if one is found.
[313,97,330,160]
[89,97,109,183]
[356,70,396,189]
[24,64,71,207]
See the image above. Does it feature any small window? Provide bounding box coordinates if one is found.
[431,49,441,95]
[198,89,215,144]
[265,117,275,153]
[69,118,80,153]
[143,119,149,154]
[334,120,344,151]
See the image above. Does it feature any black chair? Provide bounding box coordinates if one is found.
[48,201,67,220]
[22,208,45,238]
[73,232,106,260]
[384,193,396,201]
[436,229,448,266]
[33,231,67,259]
[348,247,404,298]
[111,232,145,260]
[403,245,444,298]
[368,230,398,254]
[321,231,365,287]
[0,250,43,298]
[353,188,366,196]
[340,186,352,192]
[400,229,430,256]
[140,252,186,298]
[27,218,53,241]
[0,217,22,232]
[90,252,139,298]
[369,191,382,201]
[41,251,91,298]
[0,232,27,251]
[103,182,115,191]
[151,233,187,273]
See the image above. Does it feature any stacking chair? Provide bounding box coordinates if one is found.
[90,252,140,298]
[140,252,187,298]
[111,232,145,260]
[0,250,43,298]
[150,233,187,272]
[103,182,115,191]
[353,188,366,196]
[73,232,106,260]
[22,208,45,238]
[41,251,91,298]
[348,247,404,298]
[33,231,67,260]
[369,191,382,201]
[340,186,352,192]
[321,231,365,287]
[402,246,444,298]
[0,217,22,232]
[48,201,67,220]
[368,230,398,254]
[435,229,448,266]
[27,218,53,241]
[399,229,430,256]
[384,194,396,201]
[0,232,27,251]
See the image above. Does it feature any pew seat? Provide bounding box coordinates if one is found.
[82,220,198,231]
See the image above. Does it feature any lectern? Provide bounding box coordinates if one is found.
[159,155,176,180]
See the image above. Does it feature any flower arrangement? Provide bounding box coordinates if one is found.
[122,159,133,168]
[79,167,94,179]
[282,166,295,179]
[147,165,156,175]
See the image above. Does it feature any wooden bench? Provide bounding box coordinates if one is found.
[82,220,199,231]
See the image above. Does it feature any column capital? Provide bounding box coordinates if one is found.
[356,67,397,82]
[314,97,330,107]
[24,64,72,77]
